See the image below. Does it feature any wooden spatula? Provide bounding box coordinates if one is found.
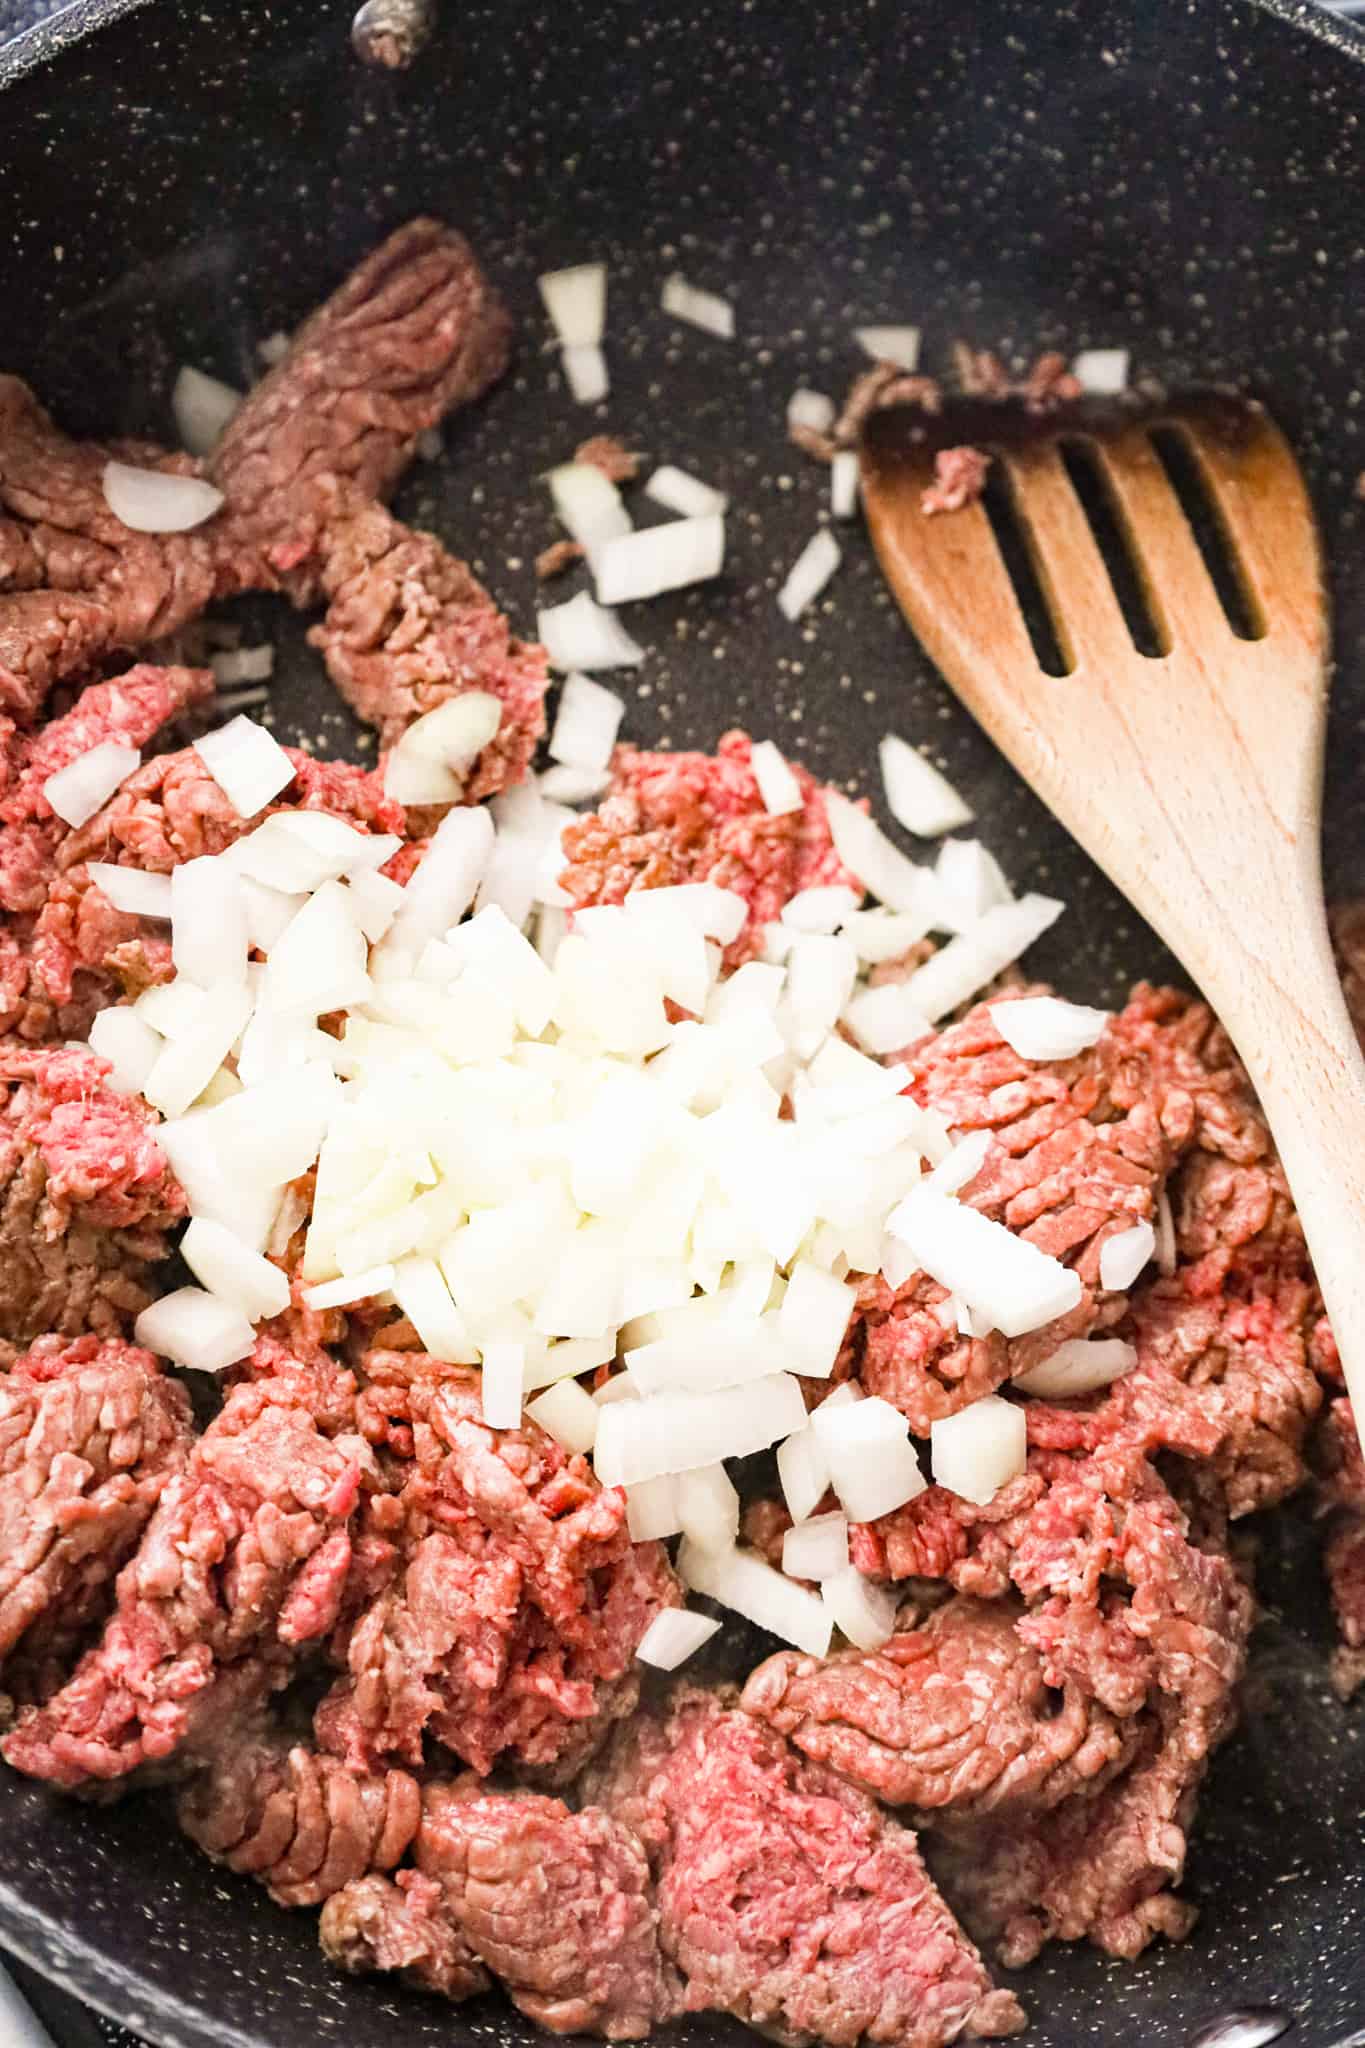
[860,389,1365,1432]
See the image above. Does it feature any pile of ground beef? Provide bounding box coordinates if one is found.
[2,218,1362,2048]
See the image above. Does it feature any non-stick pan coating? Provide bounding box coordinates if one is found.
[1,2,1364,2042]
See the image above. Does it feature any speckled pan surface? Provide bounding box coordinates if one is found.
[1,1,1364,2044]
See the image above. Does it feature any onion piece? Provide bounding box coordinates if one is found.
[102,460,224,534]
[389,692,502,796]
[749,740,803,818]
[991,994,1110,1062]
[134,1287,255,1374]
[42,741,139,829]
[626,1474,682,1540]
[635,1608,721,1670]
[830,449,860,520]
[538,590,645,672]
[259,879,370,1017]
[549,672,626,771]
[782,1510,849,1582]
[171,856,248,988]
[788,388,835,433]
[231,812,392,894]
[562,345,609,404]
[1072,348,1130,395]
[812,1393,926,1522]
[780,886,861,935]
[786,934,859,1058]
[392,1256,478,1364]
[661,274,735,339]
[930,1394,1027,1505]
[142,980,253,1120]
[924,1130,993,1198]
[934,838,1013,929]
[375,806,495,973]
[301,1263,396,1311]
[180,1216,291,1321]
[172,365,243,455]
[345,868,404,944]
[88,1005,162,1094]
[824,793,938,920]
[823,1566,899,1650]
[777,1425,830,1523]
[210,644,274,687]
[538,764,609,804]
[879,734,973,838]
[889,1185,1081,1337]
[594,514,724,606]
[842,981,934,1057]
[676,1463,740,1553]
[778,1260,855,1379]
[539,263,607,347]
[382,749,464,806]
[547,462,631,558]
[855,325,921,370]
[903,894,1065,1023]
[678,1540,831,1657]
[1013,1336,1137,1399]
[777,528,841,621]
[527,1377,599,1454]
[480,1341,524,1429]
[193,715,294,820]
[134,977,213,1038]
[644,465,728,518]
[592,1372,807,1487]
[86,863,172,919]
[838,907,934,966]
[1099,1219,1156,1292]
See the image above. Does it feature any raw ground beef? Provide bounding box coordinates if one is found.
[558,730,861,965]
[921,448,992,518]
[1312,1396,1365,1697]
[0,1334,192,1683]
[741,1596,1134,1823]
[2,1345,375,1787]
[322,1869,490,2002]
[0,1044,183,1348]
[582,1688,1024,2047]
[177,1730,421,1907]
[316,1353,680,1779]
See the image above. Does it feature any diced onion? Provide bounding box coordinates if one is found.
[924,1130,993,1197]
[786,934,859,1057]
[903,894,1065,1023]
[930,1394,1027,1505]
[392,1256,478,1363]
[888,1185,1082,1338]
[839,907,934,965]
[538,764,609,804]
[662,273,735,339]
[548,463,631,557]
[172,365,243,455]
[812,1393,927,1523]
[134,1286,255,1374]
[595,513,724,606]
[830,449,860,520]
[260,880,369,1017]
[782,1510,848,1582]
[538,590,645,672]
[748,740,803,818]
[855,325,921,370]
[257,330,290,366]
[777,1426,830,1523]
[934,839,1013,929]
[679,1540,831,1656]
[1099,1220,1156,1292]
[644,465,728,518]
[527,1376,599,1454]
[480,1341,525,1429]
[302,1264,396,1311]
[86,863,172,919]
[232,812,393,894]
[676,1463,741,1553]
[171,857,248,989]
[778,1260,854,1379]
[1072,348,1129,395]
[991,994,1110,1062]
[549,672,626,771]
[383,749,465,806]
[210,644,275,687]
[89,1005,162,1094]
[376,806,495,971]
[193,715,295,820]
[842,980,934,1057]
[635,1608,721,1670]
[180,1216,291,1321]
[1012,1336,1137,1399]
[778,528,841,621]
[879,734,974,838]
[592,1372,807,1487]
[43,742,139,829]
[399,692,502,771]
[781,886,860,934]
[142,980,253,1120]
[102,460,224,534]
[345,868,404,943]
[626,1474,681,1540]
[825,793,938,920]
[823,1565,899,1650]
[563,345,609,404]
[539,263,606,348]
[788,388,835,433]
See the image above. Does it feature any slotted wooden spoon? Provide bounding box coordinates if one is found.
[860,390,1365,1433]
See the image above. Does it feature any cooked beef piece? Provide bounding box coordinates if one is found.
[559,731,859,966]
[0,1044,183,1346]
[0,1334,192,1677]
[316,1353,679,1778]
[833,366,943,450]
[742,1596,1132,1822]
[0,378,219,718]
[574,437,643,484]
[583,1689,1025,2047]
[321,1870,490,2000]
[210,220,511,597]
[301,495,549,784]
[2,1351,376,1787]
[921,448,991,518]
[178,1730,421,1907]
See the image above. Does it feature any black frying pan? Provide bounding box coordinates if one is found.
[2,2,1365,2043]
